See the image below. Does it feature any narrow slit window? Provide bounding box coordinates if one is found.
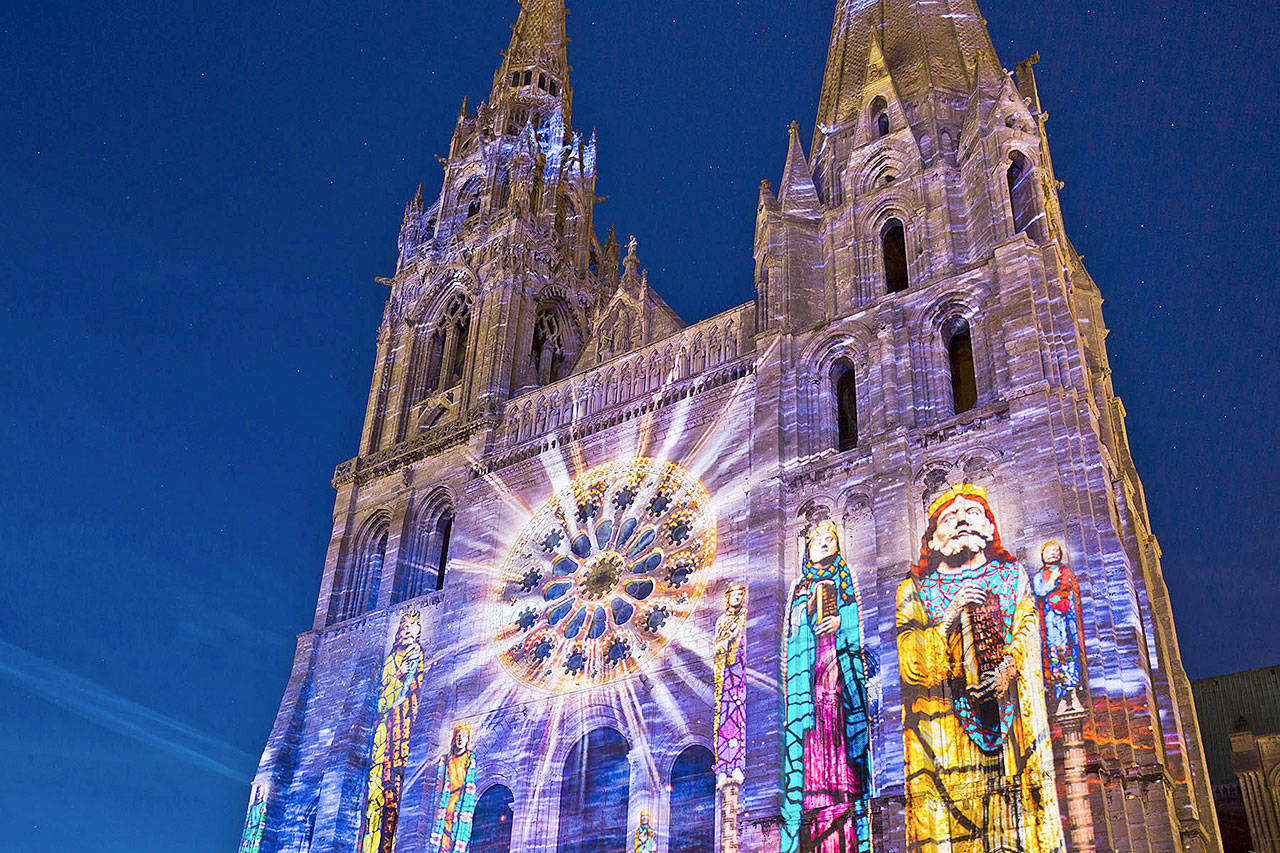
[945,318,978,414]
[882,219,909,294]
[831,359,858,451]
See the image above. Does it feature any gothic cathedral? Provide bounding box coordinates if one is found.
[240,1,1220,852]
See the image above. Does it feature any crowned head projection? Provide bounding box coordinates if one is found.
[490,457,715,692]
[896,485,1063,853]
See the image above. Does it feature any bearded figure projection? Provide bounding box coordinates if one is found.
[896,485,1063,853]
[428,723,478,853]
[1031,541,1087,715]
[782,519,871,853]
[359,610,424,853]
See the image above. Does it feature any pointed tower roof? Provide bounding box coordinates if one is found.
[813,0,999,155]
[778,122,821,217]
[491,0,571,109]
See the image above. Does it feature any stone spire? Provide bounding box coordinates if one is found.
[778,122,820,217]
[491,0,572,114]
[813,0,998,159]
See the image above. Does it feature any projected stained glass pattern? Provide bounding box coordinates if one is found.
[490,457,715,692]
[238,782,267,853]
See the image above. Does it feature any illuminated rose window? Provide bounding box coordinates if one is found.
[490,457,715,691]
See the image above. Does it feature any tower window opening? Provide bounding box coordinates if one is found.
[870,96,890,137]
[531,307,566,384]
[1007,150,1043,241]
[511,71,520,87]
[549,79,559,97]
[944,317,978,414]
[882,218,909,294]
[334,521,388,622]
[523,69,533,85]
[434,511,453,591]
[831,358,858,451]
[538,72,547,90]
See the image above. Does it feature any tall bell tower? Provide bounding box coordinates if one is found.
[751,0,1221,850]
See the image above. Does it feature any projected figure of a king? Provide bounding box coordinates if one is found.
[359,610,424,853]
[896,485,1064,853]
[782,519,871,853]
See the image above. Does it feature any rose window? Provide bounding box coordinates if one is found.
[490,457,716,691]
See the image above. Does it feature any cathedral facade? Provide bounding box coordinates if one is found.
[240,1,1221,851]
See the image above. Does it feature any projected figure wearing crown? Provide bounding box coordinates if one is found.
[896,486,1063,853]
[359,611,424,853]
[782,519,871,853]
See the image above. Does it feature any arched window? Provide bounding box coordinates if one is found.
[458,177,483,225]
[944,317,978,414]
[392,500,455,603]
[669,746,714,853]
[532,307,566,384]
[830,358,858,451]
[422,292,472,394]
[558,728,630,853]
[870,96,890,137]
[334,521,388,622]
[471,785,514,853]
[1007,151,1043,241]
[882,218,909,294]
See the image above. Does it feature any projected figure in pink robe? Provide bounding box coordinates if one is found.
[713,583,748,784]
[782,520,870,853]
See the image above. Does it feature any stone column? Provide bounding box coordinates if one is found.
[1057,708,1096,853]
[717,779,740,853]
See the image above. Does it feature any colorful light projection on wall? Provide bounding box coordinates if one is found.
[488,457,715,691]
[358,610,424,853]
[713,583,748,782]
[1032,540,1087,716]
[428,723,479,853]
[633,809,656,853]
[896,485,1064,853]
[238,782,267,853]
[782,519,872,853]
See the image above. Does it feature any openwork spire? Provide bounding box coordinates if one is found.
[491,0,571,109]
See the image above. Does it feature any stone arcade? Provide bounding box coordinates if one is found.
[240,1,1220,851]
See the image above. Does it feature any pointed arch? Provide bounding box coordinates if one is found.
[471,785,515,853]
[943,315,978,414]
[882,218,909,294]
[558,727,630,853]
[668,745,714,853]
[1007,149,1046,242]
[393,491,456,602]
[831,357,859,451]
[331,512,390,622]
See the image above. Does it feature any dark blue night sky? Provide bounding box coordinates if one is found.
[2,1,1277,849]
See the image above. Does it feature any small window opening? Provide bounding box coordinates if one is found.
[882,218,909,294]
[538,72,547,90]
[511,71,520,87]
[831,359,858,451]
[1007,151,1043,241]
[549,79,559,97]
[945,318,978,414]
[434,512,453,591]
[523,69,533,85]
[870,96,890,137]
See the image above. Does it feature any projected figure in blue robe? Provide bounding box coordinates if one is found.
[782,519,871,853]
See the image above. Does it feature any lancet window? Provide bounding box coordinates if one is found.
[882,218,909,294]
[471,785,515,853]
[532,306,567,384]
[944,317,978,414]
[557,728,630,853]
[1007,150,1044,241]
[332,518,389,623]
[668,746,715,853]
[392,497,455,602]
[422,292,472,394]
[871,96,890,137]
[831,358,859,451]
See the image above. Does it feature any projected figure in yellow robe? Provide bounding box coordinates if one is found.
[359,610,424,853]
[428,723,478,853]
[896,485,1063,853]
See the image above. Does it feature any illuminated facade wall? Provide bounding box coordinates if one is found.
[242,0,1221,851]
